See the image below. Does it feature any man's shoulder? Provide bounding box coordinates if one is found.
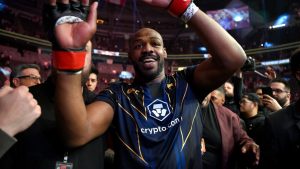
[269,103,296,120]
[29,78,54,96]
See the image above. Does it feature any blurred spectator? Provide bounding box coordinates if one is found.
[202,87,260,169]
[255,86,272,116]
[260,48,300,169]
[10,64,41,87]
[85,66,99,93]
[239,93,265,146]
[223,71,243,115]
[262,78,291,112]
[0,53,11,87]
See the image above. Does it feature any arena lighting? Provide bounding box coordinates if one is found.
[119,71,133,79]
[203,54,210,59]
[269,24,286,29]
[93,49,120,56]
[269,14,290,29]
[233,15,243,22]
[260,58,290,66]
[0,1,6,11]
[198,47,207,52]
[274,14,289,25]
[261,42,273,48]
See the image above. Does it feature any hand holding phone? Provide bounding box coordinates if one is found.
[262,87,273,97]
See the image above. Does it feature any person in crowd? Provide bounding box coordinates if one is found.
[262,78,291,112]
[239,93,265,146]
[0,53,11,87]
[0,42,105,169]
[201,88,260,169]
[255,86,264,107]
[47,0,248,168]
[0,72,7,88]
[0,86,41,158]
[210,88,225,106]
[255,86,273,117]
[85,66,99,93]
[260,48,300,169]
[223,70,243,115]
[10,63,41,87]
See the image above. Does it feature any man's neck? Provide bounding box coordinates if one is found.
[135,73,165,85]
[283,100,290,108]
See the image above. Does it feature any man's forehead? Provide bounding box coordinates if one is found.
[134,28,163,41]
[271,82,285,88]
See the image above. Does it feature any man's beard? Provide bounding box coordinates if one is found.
[133,54,164,81]
[276,97,288,107]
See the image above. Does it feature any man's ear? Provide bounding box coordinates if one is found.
[12,78,20,87]
[221,99,225,105]
[296,71,300,81]
[163,47,167,59]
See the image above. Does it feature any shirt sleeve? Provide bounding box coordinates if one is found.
[0,129,17,158]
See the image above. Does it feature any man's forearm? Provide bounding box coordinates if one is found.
[55,74,89,147]
[188,10,246,69]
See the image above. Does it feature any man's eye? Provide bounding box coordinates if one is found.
[152,43,161,47]
[134,44,143,49]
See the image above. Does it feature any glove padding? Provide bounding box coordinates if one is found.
[43,1,90,73]
[43,1,89,50]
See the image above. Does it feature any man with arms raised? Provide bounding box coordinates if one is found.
[45,0,256,168]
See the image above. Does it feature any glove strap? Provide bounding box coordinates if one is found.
[167,0,192,17]
[52,51,86,73]
[180,2,199,23]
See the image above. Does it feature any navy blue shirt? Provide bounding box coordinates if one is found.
[97,68,205,169]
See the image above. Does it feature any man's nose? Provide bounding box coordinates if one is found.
[142,43,154,52]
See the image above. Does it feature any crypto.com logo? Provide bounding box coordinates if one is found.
[147,99,171,121]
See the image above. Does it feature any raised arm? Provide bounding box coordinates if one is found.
[44,0,113,147]
[142,0,247,92]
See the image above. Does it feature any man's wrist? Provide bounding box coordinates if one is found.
[52,50,86,74]
[167,0,199,23]
[180,2,199,23]
[167,0,192,17]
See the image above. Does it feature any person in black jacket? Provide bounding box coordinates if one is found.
[0,42,105,169]
[239,93,265,146]
[260,48,300,169]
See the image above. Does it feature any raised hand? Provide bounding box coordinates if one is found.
[44,0,98,50]
[264,66,277,80]
[262,94,282,112]
[43,0,98,73]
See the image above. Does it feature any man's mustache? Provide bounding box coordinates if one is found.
[139,52,160,62]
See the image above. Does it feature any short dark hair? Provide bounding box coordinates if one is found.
[270,78,290,92]
[11,64,40,78]
[89,65,99,76]
[242,93,260,103]
[10,63,40,86]
[290,48,300,75]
